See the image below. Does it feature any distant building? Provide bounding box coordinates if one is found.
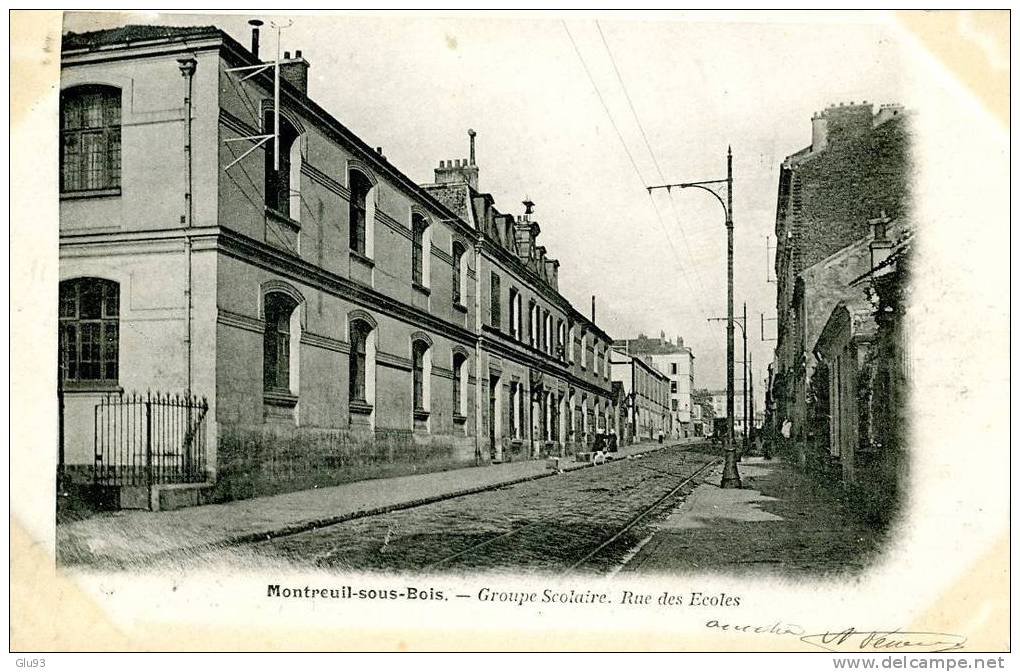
[609,348,671,443]
[613,332,695,437]
[708,389,749,436]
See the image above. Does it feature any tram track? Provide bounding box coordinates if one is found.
[247,444,721,573]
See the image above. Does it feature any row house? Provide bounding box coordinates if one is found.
[58,24,614,509]
[609,348,671,442]
[771,101,910,461]
[613,333,696,438]
[423,159,614,462]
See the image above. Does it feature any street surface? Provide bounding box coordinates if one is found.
[217,444,720,574]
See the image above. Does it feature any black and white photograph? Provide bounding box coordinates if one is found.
[10,8,1010,655]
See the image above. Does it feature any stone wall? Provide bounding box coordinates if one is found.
[211,423,475,502]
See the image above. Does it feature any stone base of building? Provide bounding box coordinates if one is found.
[210,422,479,503]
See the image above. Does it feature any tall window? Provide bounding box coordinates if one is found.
[60,86,121,193]
[453,353,466,416]
[529,301,537,347]
[412,214,428,286]
[489,272,501,329]
[671,363,678,375]
[452,241,466,305]
[263,293,297,392]
[349,170,372,255]
[412,340,429,411]
[508,288,520,338]
[59,278,119,383]
[349,320,372,403]
[264,113,299,217]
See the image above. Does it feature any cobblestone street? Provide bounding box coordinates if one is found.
[204,445,721,573]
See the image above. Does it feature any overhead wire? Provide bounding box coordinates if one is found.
[562,20,711,320]
[594,20,712,306]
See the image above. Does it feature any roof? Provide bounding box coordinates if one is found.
[613,335,692,356]
[62,24,220,51]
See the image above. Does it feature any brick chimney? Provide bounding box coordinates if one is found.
[810,111,828,153]
[873,103,905,127]
[822,101,874,146]
[280,50,310,95]
[433,130,479,190]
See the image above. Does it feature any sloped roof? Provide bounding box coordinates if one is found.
[63,24,220,51]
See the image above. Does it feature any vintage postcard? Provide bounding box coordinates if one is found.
[10,9,1010,654]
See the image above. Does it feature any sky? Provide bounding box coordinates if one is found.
[64,10,910,406]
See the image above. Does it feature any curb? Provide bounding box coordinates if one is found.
[76,441,693,568]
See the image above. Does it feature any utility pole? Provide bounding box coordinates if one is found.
[742,301,748,458]
[648,147,740,488]
[749,350,755,450]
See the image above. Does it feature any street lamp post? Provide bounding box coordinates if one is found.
[648,147,740,488]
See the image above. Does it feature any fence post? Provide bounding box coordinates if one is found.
[145,393,153,492]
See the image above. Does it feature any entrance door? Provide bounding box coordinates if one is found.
[489,374,499,460]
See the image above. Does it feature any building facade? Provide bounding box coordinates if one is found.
[613,333,695,437]
[609,348,671,442]
[772,101,910,457]
[58,25,614,508]
[813,247,911,521]
[708,390,749,436]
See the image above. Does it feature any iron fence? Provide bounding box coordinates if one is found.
[94,391,209,487]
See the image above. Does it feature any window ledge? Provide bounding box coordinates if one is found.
[350,249,375,268]
[61,381,123,395]
[349,400,373,415]
[264,390,298,408]
[412,282,431,297]
[60,188,121,201]
[452,302,468,314]
[265,207,301,232]
[452,413,467,424]
[413,408,431,421]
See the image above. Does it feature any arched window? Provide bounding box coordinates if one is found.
[59,278,119,383]
[349,320,373,403]
[412,213,428,286]
[412,339,430,413]
[264,113,300,218]
[452,241,466,305]
[263,292,298,392]
[349,170,373,255]
[60,86,121,193]
[452,352,467,417]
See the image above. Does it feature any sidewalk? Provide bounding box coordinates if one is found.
[620,457,886,575]
[58,437,690,567]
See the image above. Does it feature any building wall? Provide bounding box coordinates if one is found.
[59,28,614,499]
[611,352,670,442]
[773,103,910,445]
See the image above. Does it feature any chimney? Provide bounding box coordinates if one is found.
[279,49,310,95]
[869,210,894,276]
[810,111,827,153]
[246,19,263,60]
[873,102,905,127]
[591,296,596,323]
[822,101,874,146]
[433,130,480,190]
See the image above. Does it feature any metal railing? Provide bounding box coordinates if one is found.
[94,391,209,487]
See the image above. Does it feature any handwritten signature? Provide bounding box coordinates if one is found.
[801,627,967,653]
